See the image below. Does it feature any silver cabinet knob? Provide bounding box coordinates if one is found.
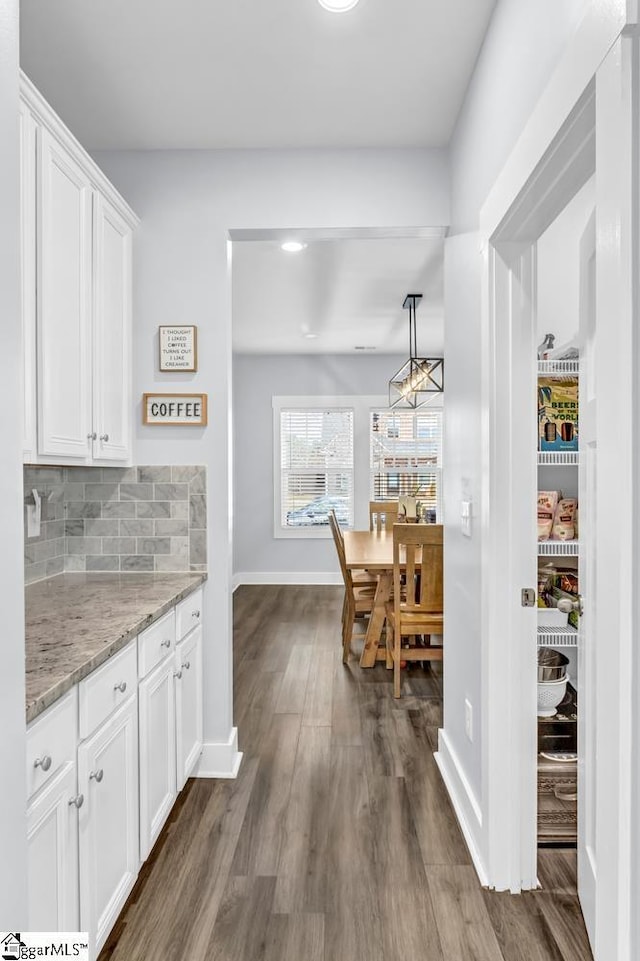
[192,610,200,619]
[100,433,109,442]
[34,755,52,772]
[114,681,127,693]
[68,794,84,809]
[87,432,97,441]
[161,639,171,648]
[174,669,183,680]
[182,660,191,671]
[89,769,104,783]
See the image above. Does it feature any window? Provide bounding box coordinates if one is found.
[276,405,354,535]
[370,408,443,521]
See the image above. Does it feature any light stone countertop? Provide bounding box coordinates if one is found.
[25,572,207,723]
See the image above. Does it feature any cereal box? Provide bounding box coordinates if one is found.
[538,377,579,451]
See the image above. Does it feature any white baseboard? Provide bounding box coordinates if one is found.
[435,728,488,887]
[194,727,243,779]
[233,571,342,588]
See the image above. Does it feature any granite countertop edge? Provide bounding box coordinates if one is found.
[26,573,207,724]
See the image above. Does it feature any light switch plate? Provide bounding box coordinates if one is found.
[461,499,472,537]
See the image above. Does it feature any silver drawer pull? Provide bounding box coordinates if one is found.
[174,669,183,680]
[34,754,52,772]
[114,681,127,693]
[100,433,110,442]
[68,794,84,809]
[161,639,172,648]
[182,660,191,671]
[87,432,97,441]
[89,769,104,783]
[192,610,200,619]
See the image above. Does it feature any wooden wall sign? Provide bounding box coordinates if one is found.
[159,325,198,371]
[143,393,208,426]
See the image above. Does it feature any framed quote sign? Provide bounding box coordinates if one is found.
[143,393,208,426]
[159,325,198,371]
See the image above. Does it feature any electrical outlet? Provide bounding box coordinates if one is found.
[464,699,473,742]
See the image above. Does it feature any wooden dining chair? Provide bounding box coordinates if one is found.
[328,510,377,662]
[385,523,443,697]
[369,500,400,532]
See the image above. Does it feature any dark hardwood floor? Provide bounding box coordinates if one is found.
[100,585,593,961]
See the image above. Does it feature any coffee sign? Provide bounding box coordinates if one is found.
[143,393,208,426]
[159,325,197,371]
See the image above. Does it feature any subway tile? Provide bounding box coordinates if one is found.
[84,483,120,502]
[85,518,120,537]
[137,537,171,555]
[120,518,154,537]
[154,483,188,501]
[154,554,189,572]
[25,562,47,583]
[102,501,136,519]
[46,556,65,577]
[155,518,188,537]
[137,501,171,519]
[171,501,189,520]
[86,554,120,572]
[65,518,85,536]
[66,502,101,519]
[66,536,102,555]
[64,555,86,572]
[138,466,172,483]
[45,520,65,540]
[171,536,189,560]
[121,554,154,572]
[188,469,206,494]
[24,467,64,486]
[120,483,154,501]
[102,536,136,555]
[189,530,207,566]
[103,466,137,482]
[171,465,199,484]
[189,494,207,529]
[62,483,85,502]
[65,467,104,483]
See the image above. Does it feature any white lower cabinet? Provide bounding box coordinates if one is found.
[175,625,203,791]
[78,696,140,956]
[138,656,177,860]
[27,760,80,931]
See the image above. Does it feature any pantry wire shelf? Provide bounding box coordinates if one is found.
[538,540,579,556]
[538,359,580,377]
[537,451,579,466]
[537,625,578,648]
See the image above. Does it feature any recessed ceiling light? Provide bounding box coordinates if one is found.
[281,241,307,253]
[318,0,360,11]
[304,332,319,339]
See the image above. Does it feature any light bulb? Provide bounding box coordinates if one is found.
[317,0,360,11]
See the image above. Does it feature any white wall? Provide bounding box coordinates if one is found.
[92,146,449,764]
[0,0,28,925]
[441,0,588,864]
[233,353,404,577]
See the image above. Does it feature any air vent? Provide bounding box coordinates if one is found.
[354,346,376,351]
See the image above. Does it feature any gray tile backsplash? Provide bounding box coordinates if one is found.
[24,465,207,584]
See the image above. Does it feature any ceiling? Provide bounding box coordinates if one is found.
[20,0,496,150]
[232,236,444,354]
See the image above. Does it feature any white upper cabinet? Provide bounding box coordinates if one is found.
[21,73,138,466]
[92,195,132,462]
[37,127,93,460]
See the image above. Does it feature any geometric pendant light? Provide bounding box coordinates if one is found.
[388,294,444,409]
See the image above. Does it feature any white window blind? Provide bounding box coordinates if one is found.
[370,408,443,521]
[279,408,354,530]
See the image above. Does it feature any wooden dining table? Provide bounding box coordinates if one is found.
[342,529,400,668]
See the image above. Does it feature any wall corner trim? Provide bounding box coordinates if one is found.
[435,729,488,887]
[194,727,242,779]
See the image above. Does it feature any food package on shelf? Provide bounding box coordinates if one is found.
[538,491,562,542]
[552,498,578,541]
[538,377,579,451]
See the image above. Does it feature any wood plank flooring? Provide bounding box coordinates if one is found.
[100,585,592,961]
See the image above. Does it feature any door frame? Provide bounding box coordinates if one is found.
[478,7,639,960]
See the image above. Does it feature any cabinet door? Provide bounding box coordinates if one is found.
[27,761,80,931]
[20,101,37,462]
[175,625,203,790]
[92,194,132,463]
[37,127,92,460]
[139,656,177,861]
[78,696,139,955]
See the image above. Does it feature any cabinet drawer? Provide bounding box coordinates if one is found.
[175,587,203,640]
[79,642,137,740]
[138,609,175,679]
[26,688,77,801]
